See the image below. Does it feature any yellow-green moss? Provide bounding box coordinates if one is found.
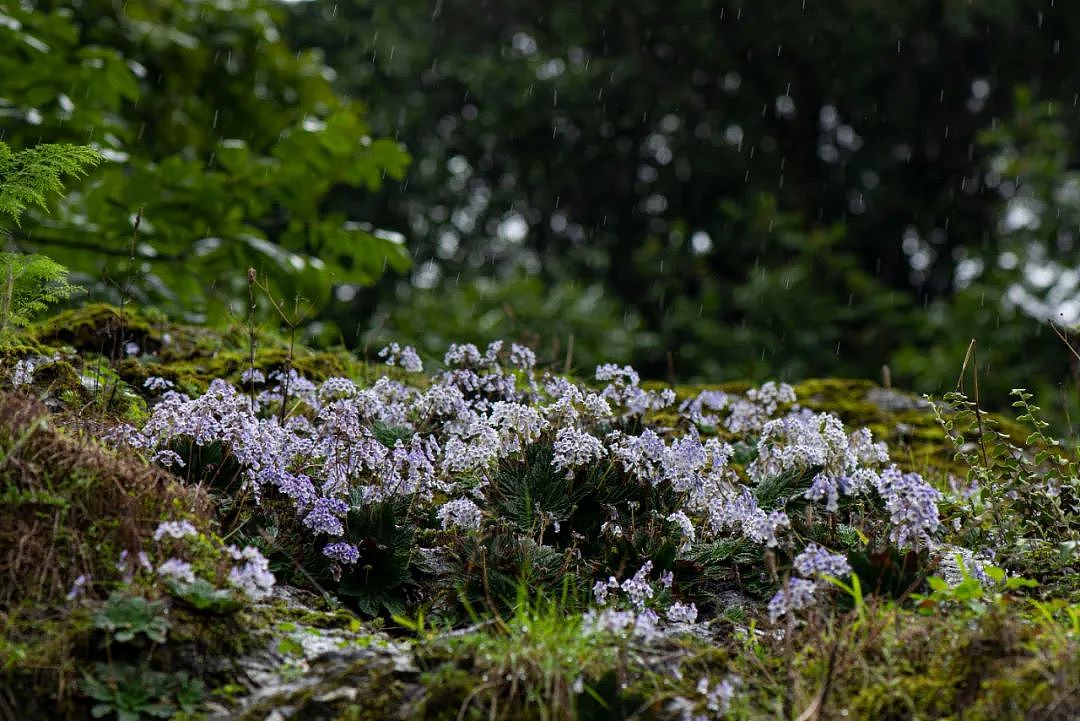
[647,377,1029,481]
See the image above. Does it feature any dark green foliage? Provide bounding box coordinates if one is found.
[0,1,409,320]
[446,530,577,616]
[488,443,578,535]
[0,252,79,338]
[847,547,925,600]
[574,670,646,721]
[931,388,1080,591]
[286,0,1080,433]
[165,578,241,615]
[0,141,95,338]
[168,440,246,505]
[333,498,417,616]
[0,141,100,226]
[678,538,766,599]
[81,664,203,721]
[752,469,814,513]
[372,421,415,450]
[93,593,170,645]
[439,444,686,616]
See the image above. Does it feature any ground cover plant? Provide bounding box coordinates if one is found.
[1,7,1079,716]
[0,298,1076,720]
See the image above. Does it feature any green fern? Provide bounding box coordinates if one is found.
[0,141,97,336]
[0,141,101,226]
[0,252,80,337]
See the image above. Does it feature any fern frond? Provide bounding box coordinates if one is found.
[0,252,80,337]
[0,141,102,226]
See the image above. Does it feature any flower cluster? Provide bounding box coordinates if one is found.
[152,520,198,541]
[768,544,852,623]
[436,498,483,530]
[767,577,820,624]
[322,542,361,565]
[669,676,737,721]
[12,358,36,388]
[9,353,61,389]
[226,545,275,600]
[749,411,889,513]
[144,376,175,392]
[379,343,424,373]
[116,518,276,604]
[111,337,953,630]
[792,543,852,579]
[874,465,941,547]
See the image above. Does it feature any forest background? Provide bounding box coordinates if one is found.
[3,0,1079,428]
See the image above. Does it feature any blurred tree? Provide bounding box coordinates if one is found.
[0,0,410,321]
[288,0,1079,421]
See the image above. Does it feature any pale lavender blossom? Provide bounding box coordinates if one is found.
[444,343,483,368]
[151,449,186,469]
[610,429,667,482]
[582,606,661,642]
[704,488,789,547]
[226,545,275,600]
[509,344,536,370]
[698,676,736,715]
[874,465,941,547]
[488,401,547,454]
[379,343,424,373]
[11,359,36,388]
[143,376,174,392]
[323,542,360,565]
[666,601,699,624]
[679,389,730,427]
[595,364,640,386]
[620,561,655,609]
[303,497,349,536]
[793,543,851,579]
[768,577,819,623]
[153,520,198,542]
[437,498,483,530]
[667,511,696,552]
[157,558,196,584]
[66,574,90,601]
[552,426,605,475]
[592,576,620,605]
[724,381,796,434]
[317,377,358,402]
[240,368,266,385]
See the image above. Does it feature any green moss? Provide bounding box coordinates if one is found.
[0,391,214,716]
[32,303,155,354]
[647,377,1029,482]
[143,346,360,394]
[30,358,93,404]
[229,654,407,721]
[25,304,370,404]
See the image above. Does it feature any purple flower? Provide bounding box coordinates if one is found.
[552,427,605,475]
[768,577,819,623]
[666,601,699,624]
[620,561,655,609]
[153,520,198,541]
[226,545,275,600]
[66,574,90,601]
[874,465,941,547]
[793,543,851,579]
[302,497,349,536]
[323,542,360,565]
[157,558,196,584]
[144,376,174,392]
[436,498,483,530]
[509,344,536,370]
